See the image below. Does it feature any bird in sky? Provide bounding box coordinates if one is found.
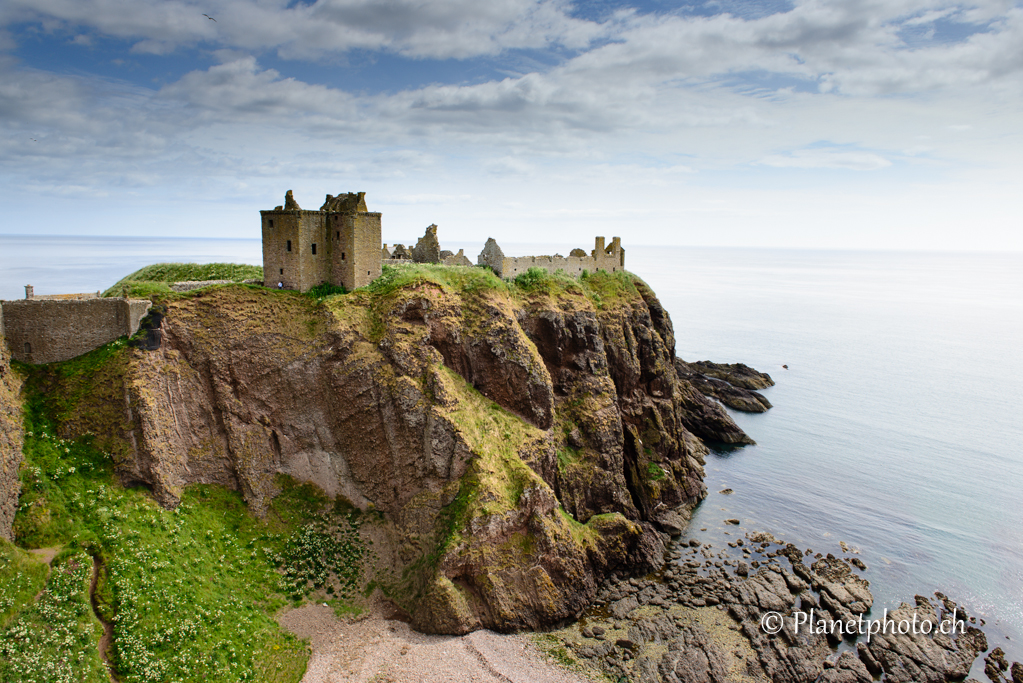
[203,14,216,21]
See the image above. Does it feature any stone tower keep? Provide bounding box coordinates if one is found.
[261,190,382,292]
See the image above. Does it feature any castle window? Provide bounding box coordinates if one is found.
[24,342,31,355]
[280,269,283,275]
[336,231,340,239]
[287,240,292,252]
[268,219,274,228]
[367,270,371,275]
[312,243,317,255]
[341,252,346,261]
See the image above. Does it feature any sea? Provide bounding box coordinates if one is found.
[2,234,1021,671]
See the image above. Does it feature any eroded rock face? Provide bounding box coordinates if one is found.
[49,278,756,633]
[0,328,24,541]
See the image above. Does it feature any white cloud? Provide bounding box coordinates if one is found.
[759,148,893,170]
[0,0,611,60]
[1,1,1022,250]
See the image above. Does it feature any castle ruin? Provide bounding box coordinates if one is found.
[477,236,624,279]
[261,190,625,290]
[261,190,382,292]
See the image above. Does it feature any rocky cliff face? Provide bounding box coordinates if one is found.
[0,324,25,541]
[43,273,756,633]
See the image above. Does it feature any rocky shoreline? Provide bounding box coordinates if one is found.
[542,527,1013,683]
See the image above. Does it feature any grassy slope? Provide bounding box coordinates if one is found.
[1,549,109,683]
[0,541,48,628]
[3,364,372,683]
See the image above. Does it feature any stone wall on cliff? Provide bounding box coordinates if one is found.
[0,314,24,541]
[1,297,151,365]
[38,274,754,633]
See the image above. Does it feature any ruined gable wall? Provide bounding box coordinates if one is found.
[0,298,151,365]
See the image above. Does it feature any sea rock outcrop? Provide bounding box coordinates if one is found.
[34,274,758,633]
[687,360,776,390]
[677,359,774,413]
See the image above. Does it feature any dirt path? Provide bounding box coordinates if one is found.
[278,602,598,683]
[89,556,119,683]
[28,546,60,601]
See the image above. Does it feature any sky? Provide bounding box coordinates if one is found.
[1,0,1021,250]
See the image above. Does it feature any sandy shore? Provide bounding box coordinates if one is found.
[277,602,599,683]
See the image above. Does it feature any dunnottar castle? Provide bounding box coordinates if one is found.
[1,190,625,364]
[261,190,625,292]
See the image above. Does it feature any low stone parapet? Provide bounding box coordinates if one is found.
[169,280,234,292]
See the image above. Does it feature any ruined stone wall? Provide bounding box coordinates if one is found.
[479,236,626,279]
[0,298,151,365]
[127,299,152,334]
[0,309,24,541]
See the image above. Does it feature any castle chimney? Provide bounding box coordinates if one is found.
[25,285,33,300]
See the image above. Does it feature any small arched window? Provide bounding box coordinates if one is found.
[24,342,31,355]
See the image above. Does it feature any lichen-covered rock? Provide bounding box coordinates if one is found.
[0,323,24,541]
[867,597,988,683]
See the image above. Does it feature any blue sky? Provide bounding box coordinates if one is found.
[1,0,1021,249]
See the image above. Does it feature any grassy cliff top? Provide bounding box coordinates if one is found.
[99,260,644,310]
[368,262,642,307]
[102,262,262,298]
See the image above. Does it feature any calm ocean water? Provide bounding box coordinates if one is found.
[2,235,1021,665]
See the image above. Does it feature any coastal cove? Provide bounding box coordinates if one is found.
[1,235,1021,675]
